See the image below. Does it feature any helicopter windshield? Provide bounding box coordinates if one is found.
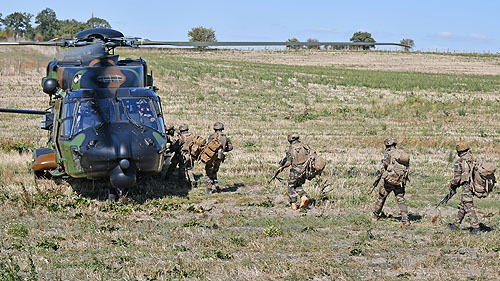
[119,98,160,131]
[72,99,116,135]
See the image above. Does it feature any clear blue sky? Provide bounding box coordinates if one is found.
[2,0,499,52]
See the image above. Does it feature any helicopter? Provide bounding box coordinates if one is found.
[0,28,408,193]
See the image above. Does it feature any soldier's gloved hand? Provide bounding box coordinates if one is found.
[447,181,451,188]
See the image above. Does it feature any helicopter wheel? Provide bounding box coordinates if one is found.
[108,187,124,202]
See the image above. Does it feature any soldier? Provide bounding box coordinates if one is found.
[372,137,410,226]
[204,122,233,194]
[179,124,196,186]
[447,141,481,234]
[276,133,310,210]
[164,125,183,180]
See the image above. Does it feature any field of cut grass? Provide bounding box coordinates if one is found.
[0,48,499,280]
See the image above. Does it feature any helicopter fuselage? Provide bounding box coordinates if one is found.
[44,53,167,188]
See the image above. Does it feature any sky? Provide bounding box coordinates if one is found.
[1,0,499,52]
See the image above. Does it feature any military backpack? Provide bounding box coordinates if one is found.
[188,135,206,160]
[306,151,326,180]
[382,149,410,187]
[199,133,222,163]
[469,159,496,198]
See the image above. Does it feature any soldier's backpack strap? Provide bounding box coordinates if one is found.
[460,157,473,184]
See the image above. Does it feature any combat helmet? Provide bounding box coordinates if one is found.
[384,137,397,147]
[287,132,300,143]
[456,141,469,152]
[179,124,189,132]
[213,122,224,131]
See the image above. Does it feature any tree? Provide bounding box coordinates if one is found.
[350,31,376,50]
[400,38,415,52]
[35,8,59,40]
[188,26,216,50]
[2,12,33,39]
[86,17,111,29]
[58,19,89,38]
[286,38,300,50]
[306,38,320,50]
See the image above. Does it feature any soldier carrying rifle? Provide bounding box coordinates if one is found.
[271,133,324,210]
[371,137,410,226]
[444,141,496,234]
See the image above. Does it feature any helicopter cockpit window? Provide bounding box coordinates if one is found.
[60,102,76,137]
[119,98,159,131]
[72,99,116,135]
[155,100,166,135]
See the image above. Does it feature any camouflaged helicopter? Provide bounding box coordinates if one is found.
[0,28,408,193]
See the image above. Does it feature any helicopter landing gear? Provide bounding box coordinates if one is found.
[108,187,124,202]
[34,170,53,180]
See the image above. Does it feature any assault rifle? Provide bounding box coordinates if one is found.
[268,156,287,185]
[370,170,382,194]
[436,188,456,208]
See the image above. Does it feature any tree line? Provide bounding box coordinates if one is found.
[0,8,111,41]
[188,27,414,51]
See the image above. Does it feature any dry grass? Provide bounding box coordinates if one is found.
[0,48,499,280]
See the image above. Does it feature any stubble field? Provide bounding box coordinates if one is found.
[0,47,499,280]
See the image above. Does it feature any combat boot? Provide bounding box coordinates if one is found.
[290,203,298,210]
[299,196,309,209]
[214,181,221,193]
[205,187,214,195]
[447,223,459,231]
[469,227,481,235]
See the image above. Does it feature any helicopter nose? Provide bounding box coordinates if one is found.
[119,159,130,169]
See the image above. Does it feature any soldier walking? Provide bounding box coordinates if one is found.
[164,125,182,180]
[179,124,196,186]
[372,137,410,226]
[447,142,481,234]
[276,133,310,210]
[204,122,233,194]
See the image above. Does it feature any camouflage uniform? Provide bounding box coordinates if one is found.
[165,126,183,179]
[205,123,233,192]
[373,142,409,224]
[449,151,480,230]
[285,138,309,206]
[179,125,196,185]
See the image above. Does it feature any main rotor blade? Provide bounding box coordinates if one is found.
[0,108,48,115]
[134,40,408,48]
[0,41,68,47]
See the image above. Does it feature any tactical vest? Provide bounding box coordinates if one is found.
[459,154,474,184]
